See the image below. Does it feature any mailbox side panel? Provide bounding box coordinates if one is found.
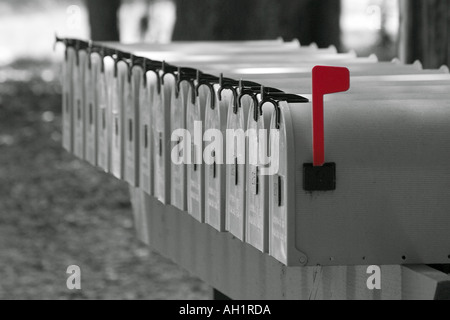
[290,99,450,266]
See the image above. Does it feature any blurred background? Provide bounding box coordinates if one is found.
[0,0,448,299]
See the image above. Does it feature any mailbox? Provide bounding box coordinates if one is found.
[124,61,142,187]
[153,70,175,204]
[73,49,87,160]
[245,99,274,253]
[186,82,210,222]
[62,46,76,153]
[170,71,196,211]
[85,50,101,167]
[110,59,129,180]
[225,94,251,241]
[139,69,159,196]
[58,38,450,270]
[269,71,450,266]
[204,83,233,232]
[97,56,114,173]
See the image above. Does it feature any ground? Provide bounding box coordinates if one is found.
[0,60,209,300]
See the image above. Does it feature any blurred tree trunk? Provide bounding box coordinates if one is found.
[172,0,341,49]
[399,0,450,68]
[86,0,121,41]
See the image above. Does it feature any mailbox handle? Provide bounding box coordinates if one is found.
[237,89,259,115]
[312,66,350,167]
[195,71,218,109]
[176,67,197,104]
[218,74,239,113]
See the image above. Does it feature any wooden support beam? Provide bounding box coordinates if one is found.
[132,191,450,300]
[402,265,450,300]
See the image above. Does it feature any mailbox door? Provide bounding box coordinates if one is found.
[85,53,99,166]
[204,86,230,232]
[245,102,272,253]
[62,47,75,153]
[269,102,289,265]
[225,95,251,241]
[153,74,175,204]
[110,61,128,179]
[170,81,190,211]
[97,56,114,173]
[139,72,157,195]
[73,50,87,159]
[187,85,209,222]
[124,67,141,187]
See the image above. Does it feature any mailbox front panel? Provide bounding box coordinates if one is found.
[85,53,100,166]
[225,95,251,241]
[153,74,175,204]
[62,47,75,153]
[73,50,87,160]
[187,85,209,222]
[170,81,190,211]
[269,108,289,265]
[97,56,114,173]
[245,102,273,253]
[124,67,141,187]
[139,72,157,195]
[110,61,128,179]
[204,87,230,232]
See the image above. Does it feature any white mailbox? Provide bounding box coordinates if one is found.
[186,75,211,222]
[245,96,273,253]
[110,58,129,180]
[170,68,197,211]
[153,64,176,204]
[204,81,234,232]
[225,91,252,241]
[124,58,141,187]
[73,49,87,160]
[62,45,76,153]
[139,65,159,196]
[97,55,114,173]
[85,48,100,167]
[269,66,450,266]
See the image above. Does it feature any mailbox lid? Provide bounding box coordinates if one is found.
[186,84,209,222]
[124,67,142,187]
[225,95,251,240]
[245,101,273,253]
[153,73,175,204]
[73,50,87,160]
[62,47,76,153]
[110,60,129,180]
[204,85,231,232]
[269,103,289,265]
[170,81,190,211]
[96,56,114,173]
[85,52,102,167]
[139,71,158,196]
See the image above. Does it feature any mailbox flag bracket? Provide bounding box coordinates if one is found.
[304,66,350,192]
